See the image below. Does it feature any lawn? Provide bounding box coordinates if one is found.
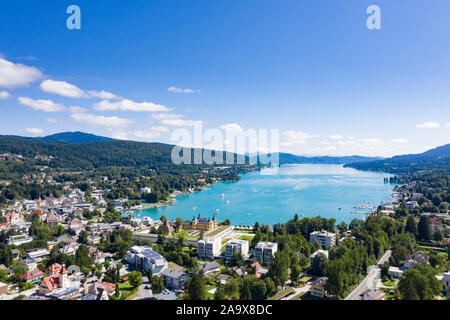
[382,279,396,287]
[238,235,255,242]
[268,287,294,300]
[299,276,312,283]
[206,226,229,237]
[118,282,138,300]
[291,291,307,300]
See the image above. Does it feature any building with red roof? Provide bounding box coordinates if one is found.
[20,269,45,284]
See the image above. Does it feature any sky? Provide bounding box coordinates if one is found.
[0,0,449,157]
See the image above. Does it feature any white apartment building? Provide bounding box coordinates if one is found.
[442,272,450,294]
[254,242,278,265]
[310,230,336,249]
[126,246,168,275]
[197,237,221,259]
[225,239,249,260]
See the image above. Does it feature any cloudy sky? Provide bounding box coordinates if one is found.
[0,0,449,157]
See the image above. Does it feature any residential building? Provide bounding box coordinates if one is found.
[126,246,168,275]
[161,268,190,290]
[310,277,328,298]
[254,242,278,265]
[18,259,37,271]
[140,187,152,194]
[20,269,45,284]
[26,249,50,261]
[406,201,418,209]
[0,282,8,295]
[402,252,429,270]
[39,264,69,294]
[83,282,116,300]
[7,234,33,246]
[360,288,385,300]
[225,239,249,260]
[202,261,221,275]
[388,266,404,279]
[309,230,336,250]
[197,237,221,259]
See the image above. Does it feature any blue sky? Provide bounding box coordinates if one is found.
[0,0,449,157]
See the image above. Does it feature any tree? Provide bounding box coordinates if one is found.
[429,254,443,268]
[290,265,301,284]
[268,250,290,288]
[432,230,444,242]
[160,215,167,223]
[175,217,184,232]
[129,271,143,289]
[418,216,431,241]
[310,252,327,276]
[398,265,441,300]
[185,263,206,300]
[230,252,244,267]
[75,244,92,268]
[405,216,418,237]
[78,230,88,244]
[151,275,164,294]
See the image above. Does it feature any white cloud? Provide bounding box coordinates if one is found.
[161,118,199,127]
[70,113,134,128]
[220,123,244,132]
[168,86,200,93]
[94,99,170,112]
[330,134,343,140]
[45,118,59,123]
[40,79,86,98]
[0,58,42,88]
[390,138,408,144]
[445,123,450,128]
[87,90,120,100]
[416,121,440,129]
[18,97,66,112]
[0,91,10,99]
[281,130,320,147]
[25,128,43,135]
[69,106,87,113]
[40,79,121,100]
[134,126,169,139]
[151,113,182,120]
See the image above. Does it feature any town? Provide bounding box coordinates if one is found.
[0,169,449,301]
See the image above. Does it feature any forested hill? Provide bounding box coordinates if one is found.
[276,153,382,165]
[41,131,116,144]
[0,135,251,171]
[344,143,450,174]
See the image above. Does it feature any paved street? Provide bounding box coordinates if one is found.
[345,249,392,300]
[280,285,311,300]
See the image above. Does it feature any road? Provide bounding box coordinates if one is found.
[345,249,392,300]
[280,285,311,300]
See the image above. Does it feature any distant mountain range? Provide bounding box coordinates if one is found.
[0,132,448,174]
[345,144,450,174]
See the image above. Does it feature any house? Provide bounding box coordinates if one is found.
[310,277,328,298]
[20,269,45,284]
[161,268,190,290]
[39,264,70,294]
[217,274,231,285]
[7,234,33,246]
[225,239,249,260]
[126,246,168,275]
[68,218,85,235]
[26,249,50,261]
[18,259,37,271]
[232,267,248,277]
[360,288,385,300]
[140,187,152,194]
[11,249,21,260]
[388,266,404,279]
[406,201,418,209]
[202,261,221,275]
[402,252,429,270]
[4,212,24,224]
[251,262,268,278]
[83,281,116,300]
[430,219,443,231]
[310,230,336,249]
[45,213,60,228]
[91,250,106,264]
[254,242,278,265]
[59,242,79,256]
[442,272,450,294]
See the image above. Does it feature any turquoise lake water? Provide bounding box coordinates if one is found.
[132,164,395,226]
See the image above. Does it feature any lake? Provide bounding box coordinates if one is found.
[132,164,395,226]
